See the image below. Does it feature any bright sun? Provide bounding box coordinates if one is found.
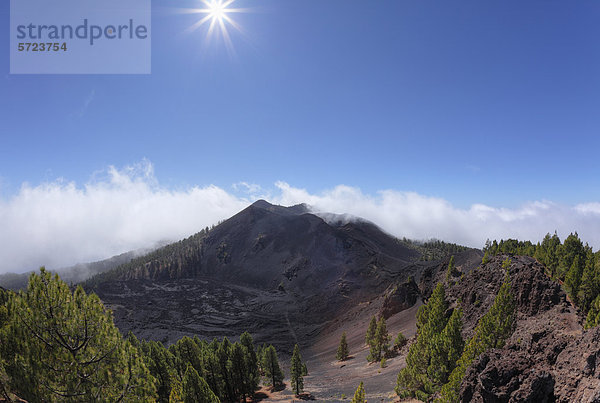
[183,0,245,52]
[207,0,228,21]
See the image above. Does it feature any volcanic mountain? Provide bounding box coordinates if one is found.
[87,201,473,346]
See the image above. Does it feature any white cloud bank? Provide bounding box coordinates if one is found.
[1,160,600,273]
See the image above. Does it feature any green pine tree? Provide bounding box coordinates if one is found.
[351,381,366,403]
[394,331,407,350]
[143,339,178,402]
[216,337,234,401]
[428,307,464,388]
[538,232,561,277]
[240,331,260,397]
[578,251,599,312]
[290,344,305,396]
[558,232,585,279]
[171,336,204,378]
[336,332,350,361]
[229,342,248,402]
[443,308,464,369]
[169,378,184,402]
[372,316,391,361]
[365,316,377,345]
[261,345,284,389]
[585,294,600,329]
[565,255,584,305]
[482,251,490,264]
[182,365,219,403]
[427,283,449,335]
[200,346,224,399]
[396,283,459,399]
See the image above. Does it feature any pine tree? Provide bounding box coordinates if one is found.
[585,294,600,329]
[372,317,391,361]
[351,381,366,403]
[1,268,156,401]
[262,345,284,389]
[336,332,350,361]
[538,232,561,277]
[427,283,449,335]
[229,342,248,402]
[428,308,463,388]
[169,378,184,402]
[290,344,305,396]
[201,346,223,399]
[443,308,464,369]
[217,337,234,402]
[378,317,391,355]
[565,255,584,304]
[256,343,268,374]
[396,283,460,399]
[240,331,259,397]
[365,316,377,345]
[482,251,490,264]
[182,365,219,403]
[143,339,178,402]
[394,331,407,350]
[171,336,204,377]
[559,232,585,279]
[579,251,599,312]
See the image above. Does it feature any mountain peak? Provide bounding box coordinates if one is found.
[250,199,273,209]
[249,200,310,215]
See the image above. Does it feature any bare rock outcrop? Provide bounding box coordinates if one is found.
[380,278,420,319]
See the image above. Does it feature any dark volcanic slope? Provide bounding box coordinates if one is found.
[89,200,443,349]
[118,200,419,293]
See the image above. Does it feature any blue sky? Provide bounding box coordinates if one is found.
[1,1,600,271]
[2,0,599,206]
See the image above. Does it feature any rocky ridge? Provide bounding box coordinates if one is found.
[446,255,600,402]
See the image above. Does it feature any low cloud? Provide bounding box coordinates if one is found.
[1,161,599,273]
[0,161,247,273]
[273,182,600,250]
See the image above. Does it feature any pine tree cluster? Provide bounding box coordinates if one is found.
[395,283,464,400]
[484,232,600,328]
[394,268,516,403]
[0,268,295,402]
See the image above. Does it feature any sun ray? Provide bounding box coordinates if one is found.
[180,0,248,52]
[222,14,243,34]
[207,17,219,40]
[219,17,236,57]
[183,13,213,35]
